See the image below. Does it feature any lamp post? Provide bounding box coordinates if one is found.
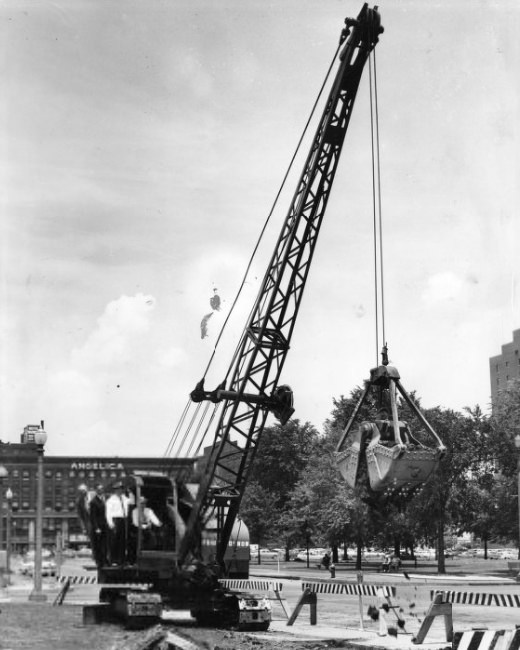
[5,488,12,584]
[0,465,7,554]
[29,422,48,602]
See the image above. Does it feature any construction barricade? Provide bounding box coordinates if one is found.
[287,579,405,635]
[453,629,520,650]
[414,590,520,645]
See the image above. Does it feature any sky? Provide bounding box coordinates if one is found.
[1,0,519,457]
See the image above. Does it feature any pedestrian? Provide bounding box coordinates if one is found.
[105,481,130,565]
[89,483,108,568]
[321,552,331,570]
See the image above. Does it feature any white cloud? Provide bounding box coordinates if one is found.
[72,294,156,369]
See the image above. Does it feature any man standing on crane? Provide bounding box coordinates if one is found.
[106,482,130,565]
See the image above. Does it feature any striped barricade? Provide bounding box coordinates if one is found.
[219,579,289,618]
[432,590,520,608]
[53,575,151,607]
[302,581,395,597]
[288,580,401,632]
[57,575,98,584]
[219,579,283,593]
[415,591,520,645]
[454,629,520,650]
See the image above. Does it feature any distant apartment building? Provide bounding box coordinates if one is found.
[489,328,520,404]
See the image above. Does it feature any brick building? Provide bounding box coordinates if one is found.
[489,328,520,404]
[0,431,197,553]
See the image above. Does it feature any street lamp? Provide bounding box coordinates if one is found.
[29,422,48,602]
[0,465,8,554]
[5,488,13,583]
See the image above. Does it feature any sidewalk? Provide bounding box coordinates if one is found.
[265,619,451,650]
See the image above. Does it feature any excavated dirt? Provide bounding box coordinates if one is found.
[0,604,343,649]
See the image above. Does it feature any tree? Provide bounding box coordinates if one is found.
[411,406,486,572]
[240,419,318,546]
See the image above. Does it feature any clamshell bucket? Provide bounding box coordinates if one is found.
[336,427,365,489]
[335,360,446,495]
[365,441,442,492]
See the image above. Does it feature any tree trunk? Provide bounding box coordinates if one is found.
[437,509,446,574]
[356,538,363,571]
[332,544,339,563]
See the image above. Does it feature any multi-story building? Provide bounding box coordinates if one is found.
[0,429,197,553]
[489,328,520,404]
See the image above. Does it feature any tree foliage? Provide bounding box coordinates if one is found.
[237,378,520,568]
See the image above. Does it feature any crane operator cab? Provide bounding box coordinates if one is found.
[97,473,182,589]
[335,359,446,496]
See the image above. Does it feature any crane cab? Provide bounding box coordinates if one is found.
[98,472,180,589]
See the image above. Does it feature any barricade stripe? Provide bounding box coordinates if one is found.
[495,631,513,650]
[453,630,515,650]
[508,629,520,650]
[483,630,503,650]
[432,590,520,608]
[302,582,395,597]
[219,579,283,592]
[57,575,98,584]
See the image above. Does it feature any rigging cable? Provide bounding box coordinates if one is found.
[368,39,386,366]
[163,42,343,457]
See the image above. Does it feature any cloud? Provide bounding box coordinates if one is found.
[72,293,156,369]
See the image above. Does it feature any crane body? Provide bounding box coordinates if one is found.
[84,4,384,629]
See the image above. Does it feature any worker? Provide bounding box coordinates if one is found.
[89,483,108,568]
[105,481,130,565]
[127,496,162,562]
[131,496,162,549]
[75,484,91,538]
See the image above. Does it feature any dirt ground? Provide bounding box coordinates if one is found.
[0,603,341,650]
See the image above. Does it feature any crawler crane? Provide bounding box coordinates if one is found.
[87,4,386,630]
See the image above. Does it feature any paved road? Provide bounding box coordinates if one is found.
[5,555,520,641]
[249,558,520,636]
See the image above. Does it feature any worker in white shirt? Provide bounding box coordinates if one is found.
[131,496,162,552]
[105,481,130,565]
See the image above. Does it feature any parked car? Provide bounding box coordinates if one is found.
[289,548,305,561]
[19,558,57,577]
[250,548,279,561]
[76,546,92,558]
[23,549,53,561]
[294,548,327,562]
